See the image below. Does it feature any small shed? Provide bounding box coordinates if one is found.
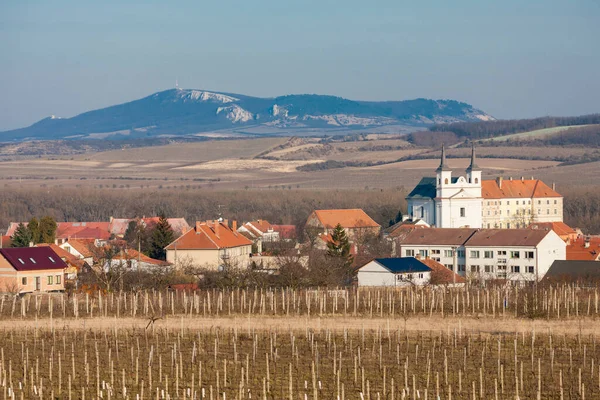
[357,257,431,287]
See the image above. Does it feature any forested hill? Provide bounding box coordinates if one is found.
[430,114,600,140]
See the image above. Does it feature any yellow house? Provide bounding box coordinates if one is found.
[165,220,253,270]
[0,247,67,293]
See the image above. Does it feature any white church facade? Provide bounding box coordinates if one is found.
[406,146,563,229]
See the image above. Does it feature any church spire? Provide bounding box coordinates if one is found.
[466,143,479,171]
[436,144,450,172]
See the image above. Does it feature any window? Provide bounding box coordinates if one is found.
[30,258,36,264]
[499,210,502,215]
[547,200,550,205]
[21,277,27,285]
[516,201,519,205]
[470,251,480,258]
[554,200,557,204]
[444,250,453,257]
[484,251,493,259]
[419,250,428,257]
[445,264,453,270]
[538,200,541,205]
[527,266,535,274]
[506,223,511,229]
[537,209,541,215]
[397,274,404,281]
[547,209,550,215]
[457,250,465,258]
[418,273,424,279]
[47,276,53,285]
[484,265,494,273]
[48,257,56,263]
[420,208,424,218]
[498,251,507,256]
[525,251,534,259]
[554,209,557,215]
[432,257,441,262]
[471,265,480,272]
[460,208,466,217]
[56,275,61,284]
[475,178,479,184]
[507,210,510,216]
[507,201,510,205]
[18,258,25,264]
[445,178,449,184]
[510,251,520,259]
[487,211,490,216]
[498,258,507,264]
[431,249,440,255]
[511,266,521,273]
[499,201,502,205]
[458,264,466,272]
[405,249,415,257]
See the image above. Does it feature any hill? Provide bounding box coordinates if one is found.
[0,89,493,141]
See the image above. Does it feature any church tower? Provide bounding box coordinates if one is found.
[435,145,452,197]
[466,143,482,186]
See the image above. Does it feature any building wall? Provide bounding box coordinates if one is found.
[400,245,466,274]
[166,245,252,271]
[481,197,563,228]
[536,231,567,279]
[407,199,436,226]
[357,260,430,287]
[435,172,482,228]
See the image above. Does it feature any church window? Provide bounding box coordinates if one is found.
[438,179,440,185]
[475,178,479,184]
[460,208,465,217]
[444,178,449,184]
[420,208,424,218]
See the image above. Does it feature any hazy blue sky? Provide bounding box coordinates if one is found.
[1,0,599,130]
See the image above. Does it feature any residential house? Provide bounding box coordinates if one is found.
[60,239,95,266]
[398,228,566,281]
[0,236,12,248]
[566,236,600,261]
[406,146,563,228]
[0,247,67,293]
[271,225,297,241]
[357,257,432,287]
[165,220,253,270]
[107,248,171,271]
[237,220,279,253]
[542,260,600,284]
[36,243,88,281]
[305,209,381,251]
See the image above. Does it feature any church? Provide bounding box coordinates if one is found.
[406,146,563,229]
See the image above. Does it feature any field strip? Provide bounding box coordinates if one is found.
[1,315,598,334]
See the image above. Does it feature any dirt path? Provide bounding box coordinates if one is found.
[0,315,597,335]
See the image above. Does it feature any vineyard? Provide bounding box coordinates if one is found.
[0,285,599,399]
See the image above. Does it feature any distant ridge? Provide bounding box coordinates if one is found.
[0,88,494,141]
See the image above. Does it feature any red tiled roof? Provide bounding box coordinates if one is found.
[420,258,466,284]
[165,221,252,250]
[399,228,478,246]
[567,237,600,261]
[271,225,297,239]
[481,179,561,199]
[246,220,273,234]
[0,236,12,248]
[58,227,111,241]
[311,209,380,229]
[528,222,577,237]
[466,229,550,247]
[35,244,85,269]
[0,247,67,272]
[109,217,190,237]
[56,222,110,237]
[64,239,96,258]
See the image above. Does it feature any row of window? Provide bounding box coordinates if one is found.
[409,249,534,259]
[396,273,425,281]
[470,265,535,274]
[486,200,558,206]
[17,256,57,265]
[21,275,62,286]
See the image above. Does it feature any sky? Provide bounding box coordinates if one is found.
[0,0,599,131]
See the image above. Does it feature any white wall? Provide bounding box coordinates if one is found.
[536,230,566,279]
[357,260,431,287]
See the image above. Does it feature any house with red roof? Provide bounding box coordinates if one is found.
[35,243,88,280]
[59,239,96,265]
[0,247,67,293]
[107,248,171,271]
[528,221,578,242]
[306,209,380,239]
[165,220,253,270]
[109,217,190,238]
[237,219,280,253]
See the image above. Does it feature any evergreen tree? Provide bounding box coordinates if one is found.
[28,217,41,244]
[149,215,174,260]
[326,223,353,262]
[38,216,57,244]
[11,223,33,248]
[124,220,152,255]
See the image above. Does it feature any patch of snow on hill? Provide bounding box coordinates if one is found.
[179,90,239,103]
[271,104,289,117]
[216,105,254,123]
[50,115,62,119]
[302,114,397,127]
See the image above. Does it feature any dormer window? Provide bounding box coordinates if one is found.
[30,258,36,264]
[48,256,56,263]
[18,258,25,264]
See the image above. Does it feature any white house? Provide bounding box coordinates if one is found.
[357,258,431,287]
[398,228,566,281]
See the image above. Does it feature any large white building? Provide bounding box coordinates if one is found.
[406,146,563,229]
[398,228,566,281]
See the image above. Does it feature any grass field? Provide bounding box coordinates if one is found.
[1,286,600,398]
[478,125,597,142]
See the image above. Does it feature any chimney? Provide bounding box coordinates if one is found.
[109,216,113,223]
[232,220,237,231]
[520,176,524,181]
[496,176,503,189]
[223,219,229,228]
[214,220,220,238]
[509,177,513,181]
[585,237,591,248]
[552,182,556,191]
[195,221,202,232]
[29,241,34,248]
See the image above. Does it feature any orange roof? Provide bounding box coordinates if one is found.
[420,258,466,284]
[0,236,12,248]
[481,179,561,199]
[36,243,86,269]
[64,239,95,258]
[312,209,380,229]
[528,222,577,237]
[567,237,600,261]
[245,220,273,235]
[165,221,252,250]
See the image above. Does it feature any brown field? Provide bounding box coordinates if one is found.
[0,136,596,191]
[1,286,600,398]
